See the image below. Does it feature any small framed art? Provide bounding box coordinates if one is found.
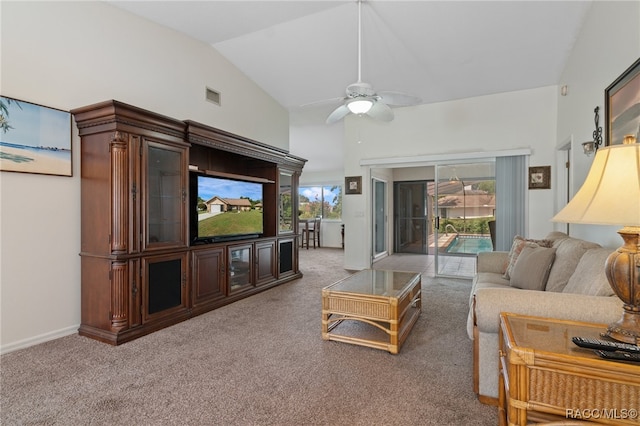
[345,176,362,195]
[528,166,551,190]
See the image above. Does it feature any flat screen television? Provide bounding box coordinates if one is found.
[190,173,264,243]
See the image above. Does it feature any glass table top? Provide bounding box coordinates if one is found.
[324,269,420,297]
[504,314,612,359]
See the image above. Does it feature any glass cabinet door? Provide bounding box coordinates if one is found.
[228,244,253,293]
[279,171,294,233]
[144,140,187,249]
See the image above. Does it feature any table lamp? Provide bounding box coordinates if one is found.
[552,140,640,344]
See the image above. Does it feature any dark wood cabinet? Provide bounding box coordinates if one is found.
[278,237,297,278]
[191,247,226,312]
[255,239,277,285]
[228,244,254,294]
[142,253,189,324]
[73,100,305,345]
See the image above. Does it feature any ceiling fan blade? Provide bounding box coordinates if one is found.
[367,101,394,122]
[326,104,351,124]
[378,91,422,106]
[299,96,345,109]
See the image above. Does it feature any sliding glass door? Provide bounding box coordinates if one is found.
[433,161,495,278]
[394,181,428,254]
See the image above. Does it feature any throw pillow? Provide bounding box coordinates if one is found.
[545,237,601,292]
[562,248,615,296]
[510,246,557,291]
[545,231,570,242]
[502,235,553,279]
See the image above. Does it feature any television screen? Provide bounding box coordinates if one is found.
[193,174,264,242]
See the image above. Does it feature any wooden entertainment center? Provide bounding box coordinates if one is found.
[72,100,306,345]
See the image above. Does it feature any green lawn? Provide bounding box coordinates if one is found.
[199,210,263,236]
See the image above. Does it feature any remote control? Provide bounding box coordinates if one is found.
[594,350,640,363]
[571,336,640,353]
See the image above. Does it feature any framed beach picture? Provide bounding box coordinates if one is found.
[605,58,640,146]
[0,96,72,176]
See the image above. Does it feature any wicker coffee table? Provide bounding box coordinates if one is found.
[499,313,640,425]
[321,269,421,354]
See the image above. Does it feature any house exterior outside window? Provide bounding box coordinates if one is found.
[299,185,342,220]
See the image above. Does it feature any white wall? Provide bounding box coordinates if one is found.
[290,119,344,173]
[342,86,558,269]
[0,2,289,352]
[556,0,640,248]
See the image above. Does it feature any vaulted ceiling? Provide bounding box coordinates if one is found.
[109,1,589,115]
[108,1,591,169]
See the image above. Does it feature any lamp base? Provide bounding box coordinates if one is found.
[604,311,640,345]
[604,226,640,345]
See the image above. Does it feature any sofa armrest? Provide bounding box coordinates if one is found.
[474,287,623,334]
[477,251,508,274]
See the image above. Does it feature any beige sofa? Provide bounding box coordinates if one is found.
[466,231,623,404]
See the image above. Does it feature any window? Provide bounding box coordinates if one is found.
[298,185,342,220]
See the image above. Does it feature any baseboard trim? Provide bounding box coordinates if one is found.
[1,325,78,355]
[478,394,499,406]
[343,264,365,271]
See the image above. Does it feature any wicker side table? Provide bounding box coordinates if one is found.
[499,313,640,426]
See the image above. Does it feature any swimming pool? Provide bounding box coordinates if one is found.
[445,235,493,254]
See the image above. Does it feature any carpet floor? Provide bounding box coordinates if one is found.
[1,248,497,425]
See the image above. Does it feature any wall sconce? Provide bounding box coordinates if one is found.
[582,106,603,156]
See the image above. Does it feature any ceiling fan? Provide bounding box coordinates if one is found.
[325,0,422,125]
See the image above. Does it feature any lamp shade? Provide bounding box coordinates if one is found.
[552,143,640,226]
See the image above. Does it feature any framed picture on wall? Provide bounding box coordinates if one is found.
[345,176,362,195]
[0,96,72,176]
[528,166,551,190]
[605,57,640,146]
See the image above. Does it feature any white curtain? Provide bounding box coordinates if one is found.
[495,155,527,251]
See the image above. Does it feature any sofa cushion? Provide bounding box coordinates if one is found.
[503,235,553,279]
[469,272,512,307]
[475,272,511,287]
[477,251,509,274]
[562,248,615,296]
[510,246,556,290]
[545,237,601,292]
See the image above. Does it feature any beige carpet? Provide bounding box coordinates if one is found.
[1,248,497,425]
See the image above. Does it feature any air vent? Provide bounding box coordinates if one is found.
[205,87,221,106]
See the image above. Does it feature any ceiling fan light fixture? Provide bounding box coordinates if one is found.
[320,0,418,124]
[347,98,373,114]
